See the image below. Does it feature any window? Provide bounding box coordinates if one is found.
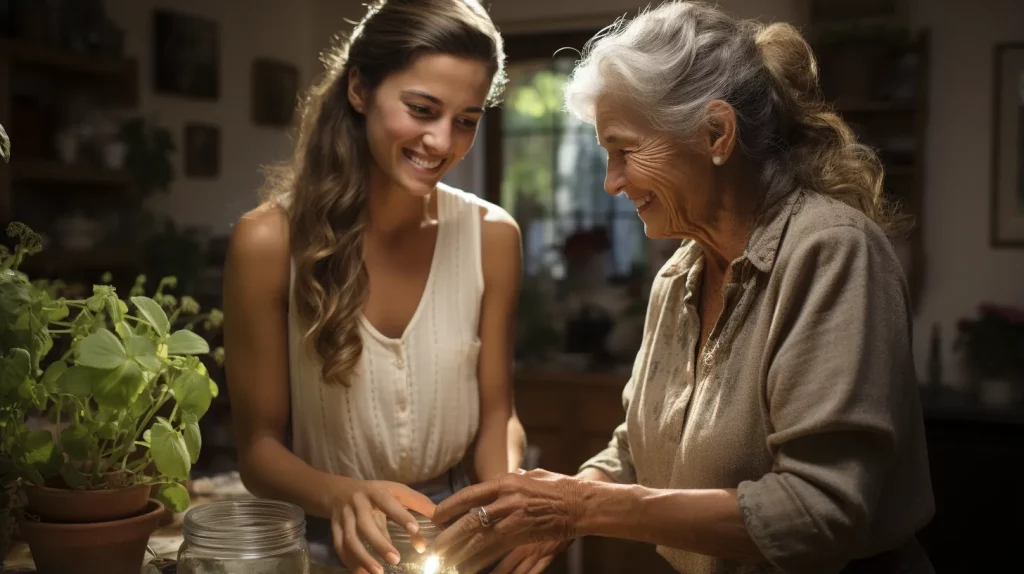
[488,33,647,281]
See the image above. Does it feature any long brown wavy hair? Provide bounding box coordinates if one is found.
[262,0,506,386]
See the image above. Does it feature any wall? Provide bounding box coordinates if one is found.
[108,0,1023,376]
[103,0,317,233]
[909,0,1024,383]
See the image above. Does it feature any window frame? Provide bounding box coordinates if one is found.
[483,29,602,206]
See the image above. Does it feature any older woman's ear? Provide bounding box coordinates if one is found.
[704,99,737,166]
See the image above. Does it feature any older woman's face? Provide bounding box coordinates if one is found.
[595,96,716,240]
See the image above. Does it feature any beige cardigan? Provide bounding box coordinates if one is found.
[581,191,935,574]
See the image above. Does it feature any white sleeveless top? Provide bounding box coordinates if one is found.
[287,183,485,484]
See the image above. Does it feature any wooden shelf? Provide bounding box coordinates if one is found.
[11,160,132,187]
[0,38,136,78]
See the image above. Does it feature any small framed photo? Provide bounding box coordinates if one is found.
[252,59,299,127]
[184,123,220,179]
[991,43,1024,247]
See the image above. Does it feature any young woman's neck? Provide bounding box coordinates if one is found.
[365,163,432,236]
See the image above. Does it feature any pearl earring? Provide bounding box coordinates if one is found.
[712,156,723,166]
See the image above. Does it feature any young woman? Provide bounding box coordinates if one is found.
[222,1,525,572]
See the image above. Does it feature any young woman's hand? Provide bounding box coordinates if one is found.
[328,479,436,574]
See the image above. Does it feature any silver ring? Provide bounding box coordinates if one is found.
[475,506,493,527]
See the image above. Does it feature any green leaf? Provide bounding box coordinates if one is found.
[13,307,30,330]
[125,334,162,373]
[97,420,119,440]
[126,334,157,357]
[170,370,213,418]
[60,464,88,488]
[20,429,62,478]
[157,482,190,512]
[75,329,127,369]
[150,418,190,480]
[131,389,155,418]
[142,429,151,444]
[40,360,67,393]
[47,300,69,322]
[58,365,105,398]
[3,348,30,377]
[1,348,30,396]
[115,320,133,341]
[182,412,202,464]
[92,360,145,410]
[166,330,209,355]
[209,377,219,399]
[20,467,44,486]
[60,423,93,461]
[131,296,170,337]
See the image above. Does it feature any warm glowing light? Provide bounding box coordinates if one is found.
[422,554,441,574]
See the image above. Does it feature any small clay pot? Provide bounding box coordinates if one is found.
[18,499,164,574]
[24,483,151,523]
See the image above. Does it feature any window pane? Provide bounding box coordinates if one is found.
[501,58,647,280]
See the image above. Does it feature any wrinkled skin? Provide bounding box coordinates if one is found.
[597,95,749,261]
[430,470,584,574]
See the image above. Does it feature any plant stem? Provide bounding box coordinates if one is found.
[134,387,169,444]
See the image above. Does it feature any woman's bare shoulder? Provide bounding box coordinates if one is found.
[230,202,290,260]
[226,202,291,293]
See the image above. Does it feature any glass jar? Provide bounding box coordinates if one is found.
[176,499,310,574]
[367,511,456,574]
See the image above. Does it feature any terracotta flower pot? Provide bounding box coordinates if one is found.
[18,499,164,574]
[24,483,151,523]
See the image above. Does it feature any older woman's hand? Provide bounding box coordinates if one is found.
[430,469,584,573]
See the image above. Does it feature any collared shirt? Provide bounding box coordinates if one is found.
[581,190,935,574]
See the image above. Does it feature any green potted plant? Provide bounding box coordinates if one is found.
[0,219,223,573]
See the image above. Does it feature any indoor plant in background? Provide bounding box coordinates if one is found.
[0,121,22,571]
[955,303,1024,407]
[0,217,223,573]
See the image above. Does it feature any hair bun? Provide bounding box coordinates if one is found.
[755,23,819,100]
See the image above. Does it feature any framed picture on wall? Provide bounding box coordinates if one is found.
[185,123,220,179]
[153,10,220,100]
[991,43,1024,247]
[252,59,299,127]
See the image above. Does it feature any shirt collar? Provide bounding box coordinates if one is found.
[657,190,804,278]
[740,190,805,274]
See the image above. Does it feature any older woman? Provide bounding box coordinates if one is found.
[429,3,935,574]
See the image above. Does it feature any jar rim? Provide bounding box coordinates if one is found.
[183,499,306,551]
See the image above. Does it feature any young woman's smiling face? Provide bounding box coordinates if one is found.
[350,53,491,197]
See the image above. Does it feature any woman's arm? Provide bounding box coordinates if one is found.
[223,204,344,517]
[473,206,523,481]
[431,471,763,571]
[577,483,763,562]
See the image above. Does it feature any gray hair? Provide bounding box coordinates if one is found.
[565,1,906,234]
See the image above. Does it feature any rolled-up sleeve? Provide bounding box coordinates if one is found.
[737,224,912,573]
[579,378,637,484]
